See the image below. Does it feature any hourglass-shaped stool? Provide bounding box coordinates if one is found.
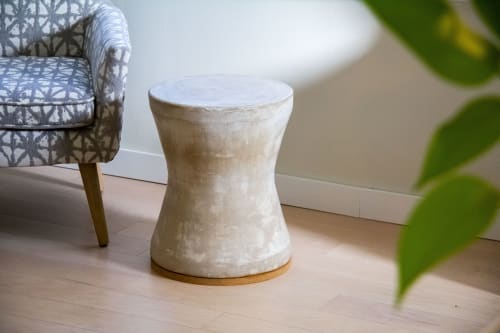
[148,75,293,285]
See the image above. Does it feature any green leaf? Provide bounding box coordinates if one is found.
[473,0,500,39]
[363,0,500,85]
[398,175,499,303]
[416,96,500,188]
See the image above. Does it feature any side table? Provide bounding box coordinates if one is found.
[148,75,293,285]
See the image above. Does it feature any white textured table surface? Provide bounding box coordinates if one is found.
[149,75,293,108]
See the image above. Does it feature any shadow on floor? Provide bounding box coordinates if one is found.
[284,205,500,296]
[0,166,499,298]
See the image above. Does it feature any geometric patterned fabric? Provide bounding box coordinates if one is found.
[0,56,94,129]
[0,0,99,57]
[0,0,131,167]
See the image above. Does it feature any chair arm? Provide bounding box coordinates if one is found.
[84,3,131,104]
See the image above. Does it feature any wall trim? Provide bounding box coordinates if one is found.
[59,148,167,184]
[61,148,500,241]
[276,174,500,241]
[100,148,167,184]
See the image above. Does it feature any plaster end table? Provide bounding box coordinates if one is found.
[148,75,293,285]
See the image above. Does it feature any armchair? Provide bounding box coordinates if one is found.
[0,0,131,246]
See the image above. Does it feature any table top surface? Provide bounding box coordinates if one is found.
[149,75,293,108]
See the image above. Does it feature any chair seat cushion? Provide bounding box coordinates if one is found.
[0,56,95,130]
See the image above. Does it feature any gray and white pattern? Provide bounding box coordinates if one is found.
[0,0,130,167]
[0,56,94,129]
[0,0,99,56]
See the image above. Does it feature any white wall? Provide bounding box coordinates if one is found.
[112,0,500,195]
[113,0,378,154]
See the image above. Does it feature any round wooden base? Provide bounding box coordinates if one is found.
[151,258,291,286]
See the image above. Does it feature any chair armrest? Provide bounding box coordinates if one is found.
[84,3,131,104]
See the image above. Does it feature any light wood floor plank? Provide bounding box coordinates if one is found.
[0,293,204,333]
[0,270,220,330]
[0,166,499,333]
[0,313,99,333]
[203,313,314,333]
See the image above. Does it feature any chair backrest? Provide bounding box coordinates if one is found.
[0,0,102,57]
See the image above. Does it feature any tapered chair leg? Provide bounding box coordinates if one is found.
[96,163,104,192]
[79,163,109,247]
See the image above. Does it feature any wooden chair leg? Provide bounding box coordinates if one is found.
[96,163,104,192]
[79,163,109,247]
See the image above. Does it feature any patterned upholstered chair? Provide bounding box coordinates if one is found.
[0,0,131,246]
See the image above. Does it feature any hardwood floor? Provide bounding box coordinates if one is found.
[0,166,499,333]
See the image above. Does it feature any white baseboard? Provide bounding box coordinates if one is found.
[59,148,168,184]
[62,148,500,241]
[276,174,500,241]
[100,148,167,184]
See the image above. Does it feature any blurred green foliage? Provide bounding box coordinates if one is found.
[398,175,499,303]
[362,0,500,304]
[417,96,500,188]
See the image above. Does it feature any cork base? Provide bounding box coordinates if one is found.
[151,258,291,286]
